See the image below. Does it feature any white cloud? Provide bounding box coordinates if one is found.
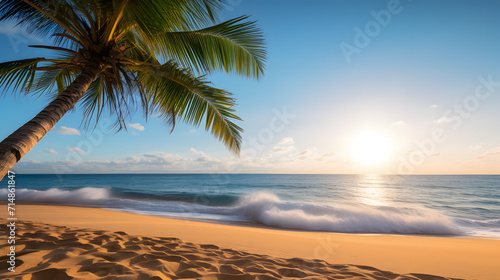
[429,104,439,109]
[273,137,295,153]
[277,137,294,145]
[469,144,484,150]
[434,116,453,124]
[475,147,500,161]
[189,148,206,157]
[128,123,145,131]
[68,147,85,154]
[15,139,341,174]
[317,152,335,161]
[17,150,220,173]
[189,148,220,166]
[56,126,81,136]
[273,146,294,154]
[391,120,407,127]
[298,147,317,159]
[45,149,58,155]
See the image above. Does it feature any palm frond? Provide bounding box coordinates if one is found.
[0,0,58,36]
[137,60,243,153]
[29,44,78,55]
[149,15,266,78]
[80,65,138,131]
[121,0,224,37]
[0,0,86,42]
[32,67,76,98]
[0,58,45,94]
[0,0,265,155]
[52,32,80,48]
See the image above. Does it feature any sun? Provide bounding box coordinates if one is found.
[351,131,392,165]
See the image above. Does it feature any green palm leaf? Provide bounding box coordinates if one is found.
[149,15,266,78]
[0,0,266,158]
[0,58,45,94]
[137,60,243,153]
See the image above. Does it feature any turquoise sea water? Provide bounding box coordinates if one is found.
[4,174,500,238]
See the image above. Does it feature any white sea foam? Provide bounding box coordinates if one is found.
[0,187,111,204]
[5,188,499,236]
[229,192,461,234]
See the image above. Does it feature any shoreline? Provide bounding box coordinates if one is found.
[13,201,500,239]
[2,203,499,279]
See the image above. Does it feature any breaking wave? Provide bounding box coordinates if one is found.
[5,188,499,236]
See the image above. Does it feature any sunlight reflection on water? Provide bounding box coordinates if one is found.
[356,174,389,206]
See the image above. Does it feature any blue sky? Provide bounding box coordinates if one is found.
[1,0,500,174]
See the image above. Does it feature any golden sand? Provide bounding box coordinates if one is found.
[1,204,499,279]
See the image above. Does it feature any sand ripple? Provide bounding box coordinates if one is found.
[0,220,464,280]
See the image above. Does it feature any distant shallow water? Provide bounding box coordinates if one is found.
[4,174,500,237]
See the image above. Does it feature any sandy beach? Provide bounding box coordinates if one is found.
[0,204,498,279]
[1,0,500,278]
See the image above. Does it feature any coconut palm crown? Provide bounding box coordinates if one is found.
[0,0,266,180]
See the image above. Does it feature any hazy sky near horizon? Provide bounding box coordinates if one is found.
[1,0,500,175]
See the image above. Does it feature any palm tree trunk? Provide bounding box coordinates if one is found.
[0,63,105,181]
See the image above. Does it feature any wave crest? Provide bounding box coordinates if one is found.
[1,187,111,204]
[1,188,480,235]
[231,192,461,234]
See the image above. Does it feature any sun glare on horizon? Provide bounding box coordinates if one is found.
[351,131,393,165]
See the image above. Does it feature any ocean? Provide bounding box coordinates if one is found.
[4,174,500,238]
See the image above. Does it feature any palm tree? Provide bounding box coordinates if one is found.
[0,0,266,181]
